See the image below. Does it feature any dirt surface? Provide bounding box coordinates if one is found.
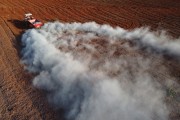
[0,0,179,120]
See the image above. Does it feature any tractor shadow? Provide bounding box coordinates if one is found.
[7,19,32,57]
[7,19,25,57]
[8,19,29,29]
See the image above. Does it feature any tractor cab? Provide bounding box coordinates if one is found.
[24,13,43,28]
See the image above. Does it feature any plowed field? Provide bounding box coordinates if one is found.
[0,0,179,120]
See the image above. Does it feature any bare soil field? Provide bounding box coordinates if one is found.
[0,0,179,120]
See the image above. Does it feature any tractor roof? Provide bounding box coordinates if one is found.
[25,13,32,17]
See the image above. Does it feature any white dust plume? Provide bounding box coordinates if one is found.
[21,21,180,120]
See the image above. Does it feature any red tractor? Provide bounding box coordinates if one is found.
[24,13,43,28]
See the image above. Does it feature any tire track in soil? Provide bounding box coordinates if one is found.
[66,7,108,24]
[65,7,94,21]
[1,0,24,8]
[57,7,89,22]
[91,7,140,28]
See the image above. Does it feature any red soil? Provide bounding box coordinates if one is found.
[0,0,179,119]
